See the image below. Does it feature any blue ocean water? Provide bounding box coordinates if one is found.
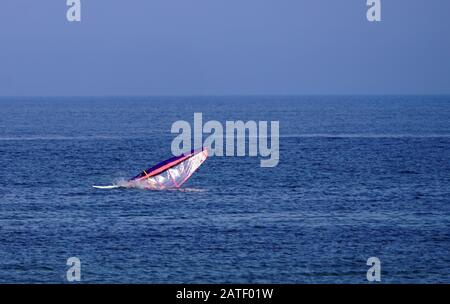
[0,96,449,283]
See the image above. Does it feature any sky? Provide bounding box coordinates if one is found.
[0,0,449,96]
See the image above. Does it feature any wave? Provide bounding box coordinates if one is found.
[105,178,207,192]
[2,133,450,141]
[280,133,450,138]
[0,135,128,141]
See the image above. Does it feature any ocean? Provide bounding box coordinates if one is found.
[0,96,449,283]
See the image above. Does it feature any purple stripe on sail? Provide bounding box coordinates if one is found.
[130,148,205,181]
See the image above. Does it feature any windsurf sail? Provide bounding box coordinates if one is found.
[128,147,208,190]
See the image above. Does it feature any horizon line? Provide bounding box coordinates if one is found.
[1,93,450,99]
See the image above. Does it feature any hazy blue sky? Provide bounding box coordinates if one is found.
[0,0,449,96]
